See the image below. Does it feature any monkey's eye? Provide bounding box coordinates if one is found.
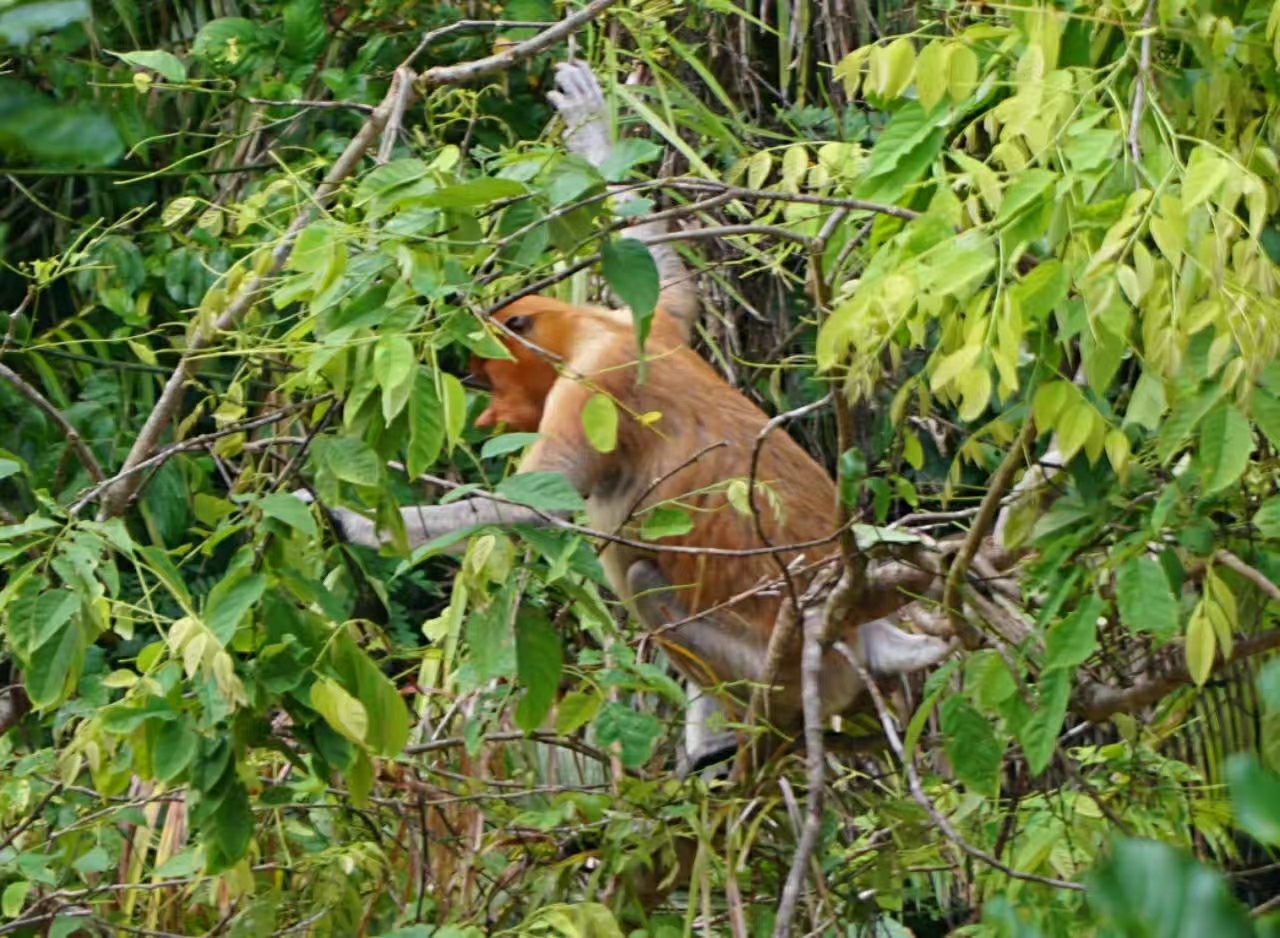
[505,314,532,335]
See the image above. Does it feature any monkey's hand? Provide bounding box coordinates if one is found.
[547,60,612,169]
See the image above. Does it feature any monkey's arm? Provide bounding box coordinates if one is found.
[295,490,563,553]
[300,384,600,552]
[547,61,700,337]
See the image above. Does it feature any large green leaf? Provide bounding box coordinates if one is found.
[496,472,585,513]
[601,238,660,349]
[940,695,1002,797]
[1086,838,1256,938]
[514,610,563,732]
[1198,402,1252,495]
[1115,557,1179,640]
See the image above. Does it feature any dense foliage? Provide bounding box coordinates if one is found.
[3,0,1280,935]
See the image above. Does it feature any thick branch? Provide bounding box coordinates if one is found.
[1075,549,1280,722]
[944,419,1037,643]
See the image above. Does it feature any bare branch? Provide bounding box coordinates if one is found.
[418,0,621,86]
[1075,549,1280,722]
[1128,0,1156,165]
[74,397,330,515]
[0,361,104,482]
[944,419,1037,644]
[97,1,622,521]
[844,647,1084,891]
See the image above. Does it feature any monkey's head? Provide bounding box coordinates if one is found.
[469,296,579,431]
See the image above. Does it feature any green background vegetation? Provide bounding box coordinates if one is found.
[3,0,1280,934]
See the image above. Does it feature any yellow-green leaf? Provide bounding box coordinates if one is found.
[1104,429,1130,478]
[1182,152,1231,210]
[931,344,982,392]
[581,393,618,453]
[1185,601,1217,687]
[948,44,979,101]
[916,41,951,111]
[1057,400,1096,464]
[311,676,369,746]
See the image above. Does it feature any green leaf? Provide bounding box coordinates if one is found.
[310,676,369,745]
[1185,602,1216,686]
[594,702,661,768]
[0,0,89,46]
[374,335,415,422]
[421,177,526,209]
[282,0,326,60]
[1227,754,1280,846]
[554,689,602,735]
[639,506,695,540]
[1124,369,1167,430]
[1,881,29,918]
[496,472,585,513]
[601,238,660,349]
[1254,498,1280,539]
[1182,153,1230,209]
[1157,385,1223,463]
[8,587,78,658]
[515,611,563,732]
[23,616,86,709]
[481,433,541,459]
[336,638,409,757]
[440,372,467,451]
[1115,557,1179,640]
[407,368,445,478]
[1199,402,1252,495]
[1253,389,1280,451]
[258,492,317,537]
[1087,839,1256,938]
[153,718,198,782]
[994,169,1057,225]
[599,138,663,182]
[1260,659,1280,713]
[204,568,266,646]
[108,49,187,82]
[1020,667,1070,775]
[319,437,382,488]
[1044,593,1102,669]
[855,102,945,202]
[940,696,1002,797]
[209,782,253,871]
[72,846,111,876]
[580,393,618,453]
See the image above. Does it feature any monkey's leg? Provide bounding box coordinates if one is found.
[625,559,740,778]
[546,61,699,332]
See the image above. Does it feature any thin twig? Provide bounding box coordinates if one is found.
[770,569,830,936]
[1127,0,1156,165]
[245,97,375,113]
[73,397,330,514]
[98,1,621,520]
[0,286,34,359]
[0,361,104,482]
[844,647,1084,891]
[943,419,1037,644]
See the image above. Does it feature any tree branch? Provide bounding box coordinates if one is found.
[0,361,104,483]
[1075,549,1280,722]
[944,419,1037,645]
[97,1,622,520]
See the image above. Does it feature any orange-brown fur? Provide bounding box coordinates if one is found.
[476,295,842,720]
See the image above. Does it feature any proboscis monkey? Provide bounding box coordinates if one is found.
[312,62,952,769]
